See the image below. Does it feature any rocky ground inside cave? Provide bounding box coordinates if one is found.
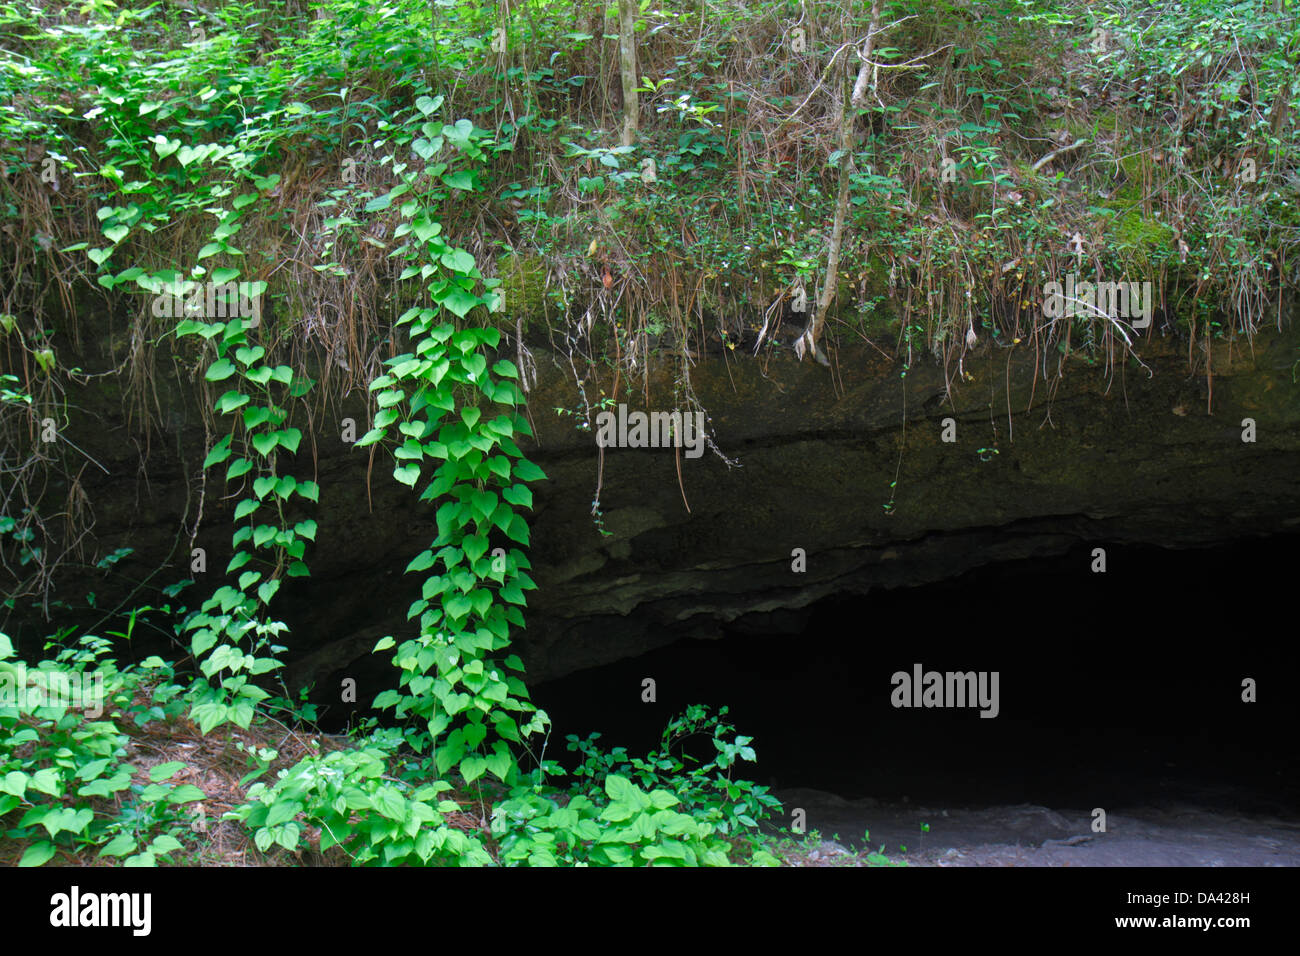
[775,788,1300,867]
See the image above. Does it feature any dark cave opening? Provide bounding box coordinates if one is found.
[528,535,1300,817]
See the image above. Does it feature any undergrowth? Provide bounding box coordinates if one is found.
[1,612,808,866]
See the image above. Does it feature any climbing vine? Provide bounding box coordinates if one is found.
[90,169,316,734]
[356,96,548,785]
[173,253,319,736]
[176,238,314,730]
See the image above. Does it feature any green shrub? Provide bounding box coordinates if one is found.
[492,705,783,867]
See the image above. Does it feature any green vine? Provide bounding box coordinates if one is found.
[355,97,548,786]
[94,172,317,735]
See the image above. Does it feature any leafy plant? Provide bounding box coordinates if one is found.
[492,771,749,866]
[492,705,782,866]
[0,629,194,866]
[355,99,548,789]
[228,731,492,865]
[567,704,783,842]
[151,179,318,735]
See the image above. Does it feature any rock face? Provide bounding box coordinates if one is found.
[9,304,1300,701]
[500,325,1300,684]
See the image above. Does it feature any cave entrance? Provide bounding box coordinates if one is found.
[529,536,1300,860]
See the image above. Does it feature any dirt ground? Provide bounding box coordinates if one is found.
[772,787,1300,866]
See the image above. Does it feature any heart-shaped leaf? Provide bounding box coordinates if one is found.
[444,594,471,619]
[413,217,441,241]
[258,579,280,606]
[205,358,235,382]
[503,484,532,507]
[438,288,480,318]
[277,427,302,453]
[152,136,181,159]
[442,170,474,191]
[415,94,445,116]
[235,346,265,367]
[242,406,270,429]
[440,248,476,273]
[216,390,249,414]
[202,437,232,468]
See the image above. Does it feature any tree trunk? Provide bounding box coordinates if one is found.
[801,0,882,366]
[618,0,639,147]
